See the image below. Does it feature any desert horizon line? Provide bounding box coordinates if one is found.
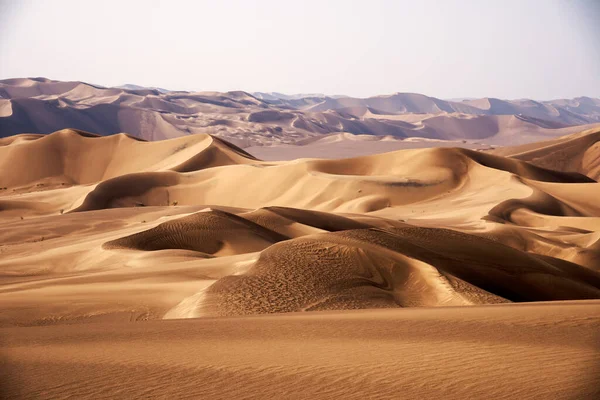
[2,76,599,103]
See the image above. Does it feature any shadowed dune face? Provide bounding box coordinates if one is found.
[0,129,599,327]
[104,209,288,256]
[168,227,600,318]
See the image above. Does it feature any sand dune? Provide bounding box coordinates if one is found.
[248,117,600,160]
[492,127,600,180]
[0,129,255,192]
[2,78,599,151]
[198,227,600,317]
[299,92,600,125]
[1,129,599,323]
[104,209,288,256]
[1,128,599,398]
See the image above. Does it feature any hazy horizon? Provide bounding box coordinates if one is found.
[1,0,599,99]
[4,78,597,102]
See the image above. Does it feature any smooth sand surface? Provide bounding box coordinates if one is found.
[1,129,600,398]
[247,133,492,161]
[491,127,600,180]
[1,302,599,399]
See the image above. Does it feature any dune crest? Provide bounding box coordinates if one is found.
[491,127,600,180]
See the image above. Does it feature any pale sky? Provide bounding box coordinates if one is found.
[1,0,599,99]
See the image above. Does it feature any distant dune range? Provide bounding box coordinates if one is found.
[2,78,600,153]
[1,126,600,398]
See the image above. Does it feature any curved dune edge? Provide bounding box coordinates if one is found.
[491,127,600,180]
[0,129,599,326]
[104,209,288,256]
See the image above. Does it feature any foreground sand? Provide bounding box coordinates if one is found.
[1,302,599,399]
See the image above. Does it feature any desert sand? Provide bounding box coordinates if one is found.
[491,127,600,180]
[2,78,600,149]
[1,128,599,398]
[2,302,599,399]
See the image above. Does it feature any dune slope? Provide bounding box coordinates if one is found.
[492,127,600,180]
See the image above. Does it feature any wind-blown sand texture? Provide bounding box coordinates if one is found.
[1,129,599,398]
[2,303,599,399]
